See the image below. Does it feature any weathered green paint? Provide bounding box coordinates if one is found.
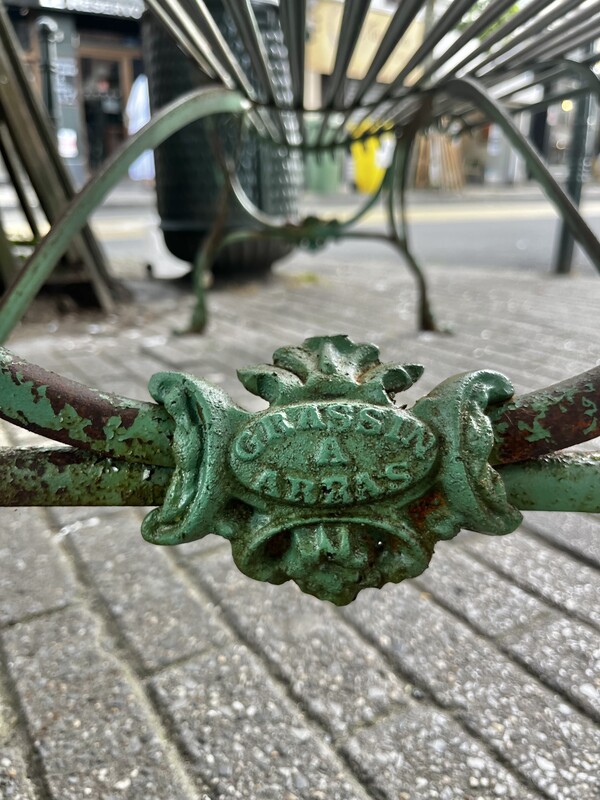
[0,447,172,506]
[2,444,600,516]
[499,453,600,513]
[0,347,175,465]
[489,367,600,463]
[143,335,521,605]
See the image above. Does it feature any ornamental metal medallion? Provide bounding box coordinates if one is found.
[142,336,522,604]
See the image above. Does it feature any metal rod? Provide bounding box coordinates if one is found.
[489,366,600,464]
[525,21,600,66]
[279,0,305,109]
[0,347,174,465]
[499,453,600,512]
[452,0,581,78]
[0,447,171,506]
[417,0,519,86]
[509,15,600,71]
[383,0,480,95]
[472,0,587,76]
[326,0,371,108]
[144,0,222,81]
[351,0,425,110]
[221,0,277,104]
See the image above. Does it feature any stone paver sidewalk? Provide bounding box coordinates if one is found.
[1,258,599,800]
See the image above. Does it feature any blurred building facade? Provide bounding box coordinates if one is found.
[5,0,144,182]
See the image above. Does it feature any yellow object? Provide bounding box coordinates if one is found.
[350,121,394,194]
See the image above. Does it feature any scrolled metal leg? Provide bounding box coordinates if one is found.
[443,77,600,274]
[0,87,248,343]
[386,132,440,333]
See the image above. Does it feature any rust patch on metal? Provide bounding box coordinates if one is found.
[490,366,600,464]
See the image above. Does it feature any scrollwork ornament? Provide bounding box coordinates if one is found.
[142,336,522,605]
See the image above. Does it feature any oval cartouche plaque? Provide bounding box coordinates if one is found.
[229,401,438,506]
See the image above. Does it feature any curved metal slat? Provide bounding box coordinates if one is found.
[417,0,519,86]
[506,10,600,72]
[442,77,600,274]
[180,0,257,99]
[144,0,223,82]
[220,0,278,105]
[448,0,567,78]
[524,20,600,67]
[383,0,479,96]
[279,0,305,109]
[349,0,479,135]
[324,0,372,109]
[348,0,425,113]
[0,87,249,343]
[475,0,596,76]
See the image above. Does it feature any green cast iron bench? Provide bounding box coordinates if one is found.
[0,0,599,605]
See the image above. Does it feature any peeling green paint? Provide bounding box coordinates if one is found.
[0,347,175,465]
[517,418,552,443]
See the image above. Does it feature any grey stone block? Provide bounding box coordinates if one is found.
[185,551,410,738]
[2,607,200,800]
[0,508,74,626]
[0,672,38,800]
[464,531,600,630]
[344,583,600,798]
[343,705,543,800]
[501,615,600,720]
[149,642,371,800]
[415,545,549,637]
[523,511,600,569]
[50,508,234,673]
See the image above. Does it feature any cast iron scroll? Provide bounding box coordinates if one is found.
[143,335,522,605]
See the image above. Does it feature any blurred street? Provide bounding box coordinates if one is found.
[3,179,600,281]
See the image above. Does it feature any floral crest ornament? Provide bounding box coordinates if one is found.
[142,336,522,605]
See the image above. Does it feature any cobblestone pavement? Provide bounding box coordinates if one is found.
[0,257,599,800]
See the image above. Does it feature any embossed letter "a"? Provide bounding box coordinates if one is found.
[316,436,350,466]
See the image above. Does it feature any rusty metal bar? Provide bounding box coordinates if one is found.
[0,348,174,466]
[489,366,600,465]
[3,341,599,470]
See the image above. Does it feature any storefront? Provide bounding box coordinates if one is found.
[5,0,144,182]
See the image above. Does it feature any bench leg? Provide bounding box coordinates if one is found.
[0,87,246,343]
[390,234,438,332]
[385,135,440,333]
[187,228,269,334]
[186,228,223,334]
